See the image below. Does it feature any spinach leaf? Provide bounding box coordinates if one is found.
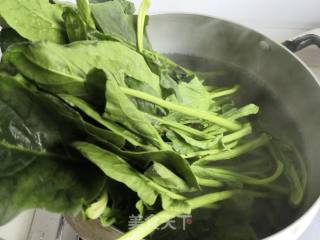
[90,0,135,14]
[125,76,166,116]
[165,77,216,122]
[0,0,66,43]
[0,28,27,53]
[42,94,126,148]
[73,142,159,206]
[3,40,160,97]
[122,150,199,189]
[62,7,88,42]
[0,73,78,177]
[0,157,105,225]
[145,162,191,193]
[0,73,105,224]
[59,93,148,148]
[90,0,151,48]
[77,0,96,29]
[104,72,167,149]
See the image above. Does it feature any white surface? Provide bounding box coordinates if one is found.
[0,210,35,240]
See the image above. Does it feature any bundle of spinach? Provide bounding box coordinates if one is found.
[0,0,307,239]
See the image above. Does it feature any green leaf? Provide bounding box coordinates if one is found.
[73,142,159,206]
[0,73,105,224]
[174,129,222,150]
[145,162,191,193]
[166,130,199,155]
[85,190,108,219]
[89,0,136,14]
[90,0,151,48]
[3,40,160,97]
[99,207,116,227]
[77,0,96,29]
[104,73,167,149]
[193,134,272,165]
[0,0,66,43]
[124,76,166,116]
[0,157,105,225]
[0,73,77,177]
[59,93,147,148]
[0,28,27,53]
[119,150,199,190]
[62,7,88,42]
[103,71,168,150]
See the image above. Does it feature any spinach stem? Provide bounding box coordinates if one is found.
[192,154,284,186]
[193,134,271,165]
[120,87,242,131]
[182,141,238,159]
[145,113,211,139]
[196,177,224,187]
[221,123,252,144]
[116,191,235,240]
[140,174,186,200]
[137,0,151,52]
[210,85,240,99]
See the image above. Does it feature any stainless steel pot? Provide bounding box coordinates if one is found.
[67,14,320,240]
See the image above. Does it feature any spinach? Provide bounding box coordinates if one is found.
[0,0,307,239]
[0,28,27,53]
[145,162,192,193]
[0,73,105,224]
[62,7,89,42]
[0,156,105,225]
[58,93,148,148]
[104,72,167,149]
[3,40,160,97]
[0,0,66,43]
[90,0,151,48]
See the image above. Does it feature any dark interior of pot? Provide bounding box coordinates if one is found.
[146,14,320,239]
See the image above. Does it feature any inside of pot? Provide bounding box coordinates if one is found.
[147,14,320,239]
[140,54,306,240]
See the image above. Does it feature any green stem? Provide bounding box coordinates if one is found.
[221,123,252,144]
[120,87,242,131]
[271,144,305,207]
[116,191,235,240]
[210,85,240,99]
[76,0,96,29]
[192,154,284,186]
[197,177,224,187]
[143,49,195,77]
[140,174,186,200]
[193,134,271,165]
[137,0,151,52]
[145,113,211,139]
[182,141,239,159]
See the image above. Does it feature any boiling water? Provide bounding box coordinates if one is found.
[147,54,305,240]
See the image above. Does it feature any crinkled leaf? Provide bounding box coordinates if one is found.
[145,162,191,193]
[62,7,88,42]
[90,0,150,48]
[59,93,147,148]
[0,28,27,53]
[73,142,159,205]
[3,40,160,97]
[0,0,66,43]
[104,73,165,149]
[0,73,105,224]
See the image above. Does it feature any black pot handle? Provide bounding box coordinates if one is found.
[283,29,320,52]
